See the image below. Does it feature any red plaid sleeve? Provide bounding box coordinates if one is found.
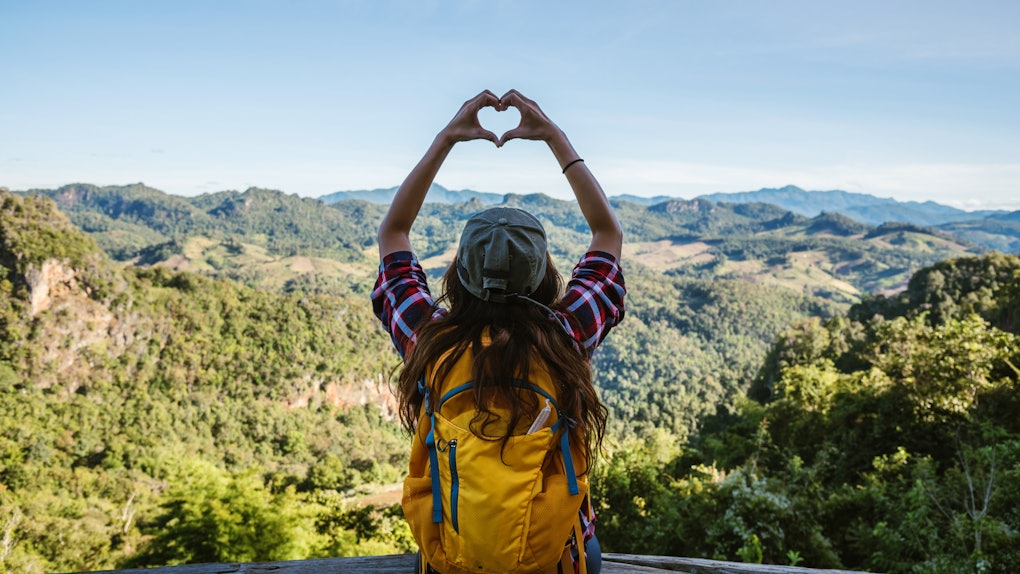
[371,251,445,360]
[554,251,626,358]
[372,250,625,361]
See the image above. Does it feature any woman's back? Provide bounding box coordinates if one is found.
[372,90,625,573]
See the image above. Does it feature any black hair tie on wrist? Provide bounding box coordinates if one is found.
[562,158,584,174]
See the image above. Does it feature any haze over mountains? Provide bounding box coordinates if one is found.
[319,183,504,206]
[322,183,1020,253]
[696,185,1010,225]
[323,183,1017,223]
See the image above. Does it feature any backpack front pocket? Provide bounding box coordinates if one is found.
[435,415,553,573]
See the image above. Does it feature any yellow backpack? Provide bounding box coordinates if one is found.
[402,345,589,574]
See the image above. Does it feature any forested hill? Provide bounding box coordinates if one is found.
[2,185,1017,572]
[7,184,987,438]
[594,251,1020,573]
[1,191,408,571]
[10,183,986,439]
[19,183,984,299]
[696,185,1020,252]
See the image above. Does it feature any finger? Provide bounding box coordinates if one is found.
[498,127,522,147]
[459,92,494,115]
[474,90,500,109]
[501,89,537,109]
[478,128,499,145]
[499,89,520,108]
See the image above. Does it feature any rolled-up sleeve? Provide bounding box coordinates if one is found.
[371,251,443,360]
[554,251,626,358]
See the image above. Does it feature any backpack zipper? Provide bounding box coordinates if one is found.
[448,439,459,533]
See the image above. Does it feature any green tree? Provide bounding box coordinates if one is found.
[129,461,320,565]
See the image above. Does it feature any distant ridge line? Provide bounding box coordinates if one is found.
[14,182,1019,253]
[319,183,1016,228]
[319,183,504,206]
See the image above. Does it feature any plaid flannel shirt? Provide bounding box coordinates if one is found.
[371,250,626,361]
[371,249,625,573]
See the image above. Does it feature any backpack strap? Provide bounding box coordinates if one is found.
[419,377,443,524]
[574,513,588,574]
[557,513,588,574]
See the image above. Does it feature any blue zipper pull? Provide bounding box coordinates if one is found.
[448,439,460,533]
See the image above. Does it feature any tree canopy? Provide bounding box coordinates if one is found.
[2,187,1018,572]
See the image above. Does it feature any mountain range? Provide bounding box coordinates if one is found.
[13,182,996,300]
[696,185,1008,225]
[2,182,984,465]
[319,183,504,206]
[321,183,1020,253]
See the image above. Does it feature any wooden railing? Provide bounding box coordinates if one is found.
[89,553,876,573]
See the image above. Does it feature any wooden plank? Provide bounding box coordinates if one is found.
[86,554,683,574]
[84,554,874,574]
[604,553,874,574]
[87,554,418,574]
[603,558,686,573]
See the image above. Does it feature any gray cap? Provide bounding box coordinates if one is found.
[456,207,548,303]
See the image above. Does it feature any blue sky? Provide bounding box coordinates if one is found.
[2,0,1018,209]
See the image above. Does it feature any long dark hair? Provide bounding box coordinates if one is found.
[396,253,608,471]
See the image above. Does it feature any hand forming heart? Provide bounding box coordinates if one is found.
[477,105,522,145]
[443,89,558,148]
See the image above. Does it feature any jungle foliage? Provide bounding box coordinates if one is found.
[593,252,1020,573]
[2,186,1018,572]
[1,192,410,572]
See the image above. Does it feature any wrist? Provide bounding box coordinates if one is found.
[545,129,577,164]
[544,126,568,147]
[435,129,457,147]
[431,131,460,156]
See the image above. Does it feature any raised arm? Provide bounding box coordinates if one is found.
[498,90,623,258]
[377,90,501,258]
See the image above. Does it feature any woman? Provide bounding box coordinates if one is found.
[372,89,625,574]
